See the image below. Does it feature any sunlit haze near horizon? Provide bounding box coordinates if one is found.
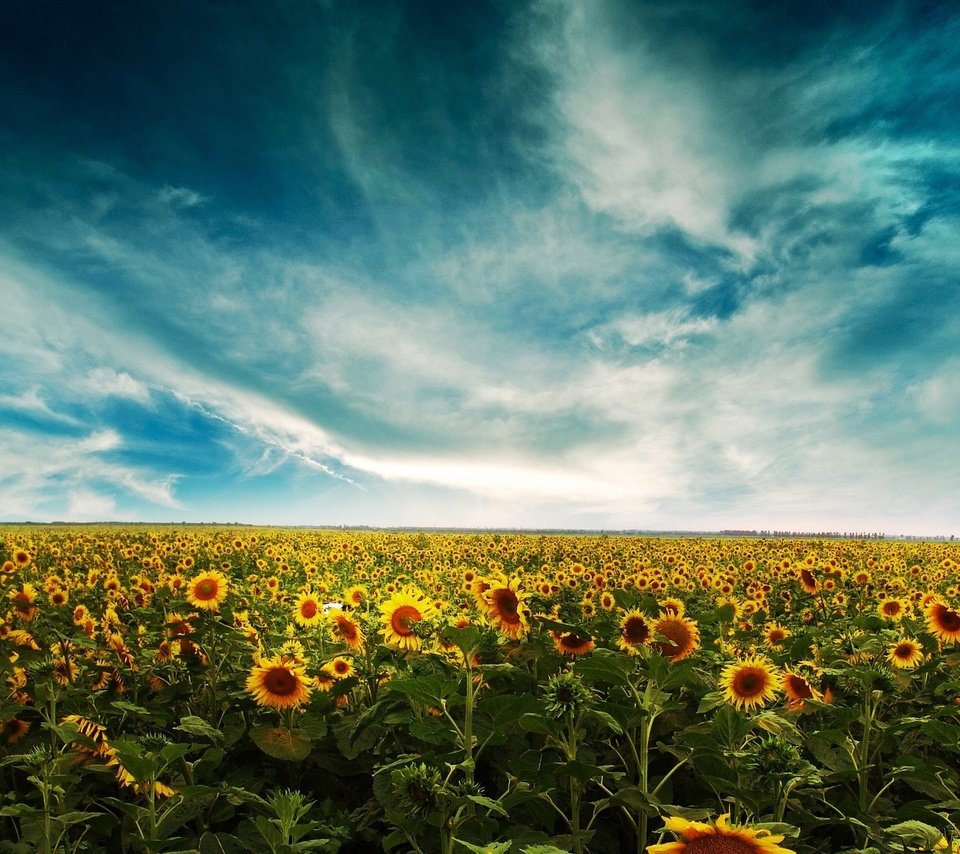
[2,1,959,536]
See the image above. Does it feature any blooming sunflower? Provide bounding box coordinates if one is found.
[782,670,821,709]
[185,570,229,611]
[322,656,354,679]
[878,597,909,621]
[482,577,530,640]
[380,589,435,652]
[245,655,312,709]
[330,611,365,651]
[927,601,960,645]
[648,813,796,854]
[721,657,780,711]
[293,592,323,627]
[799,567,818,595]
[888,638,924,669]
[618,611,652,654]
[552,630,595,657]
[652,613,701,662]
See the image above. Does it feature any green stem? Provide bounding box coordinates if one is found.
[463,653,475,786]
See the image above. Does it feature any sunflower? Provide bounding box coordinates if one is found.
[799,567,818,595]
[344,585,368,608]
[380,589,435,652]
[3,717,30,744]
[293,592,323,627]
[330,611,365,651]
[927,601,960,645]
[245,655,312,709]
[878,597,908,621]
[482,577,530,640]
[552,631,595,657]
[888,638,924,669]
[617,611,651,654]
[648,813,796,854]
[763,622,790,648]
[782,670,821,709]
[185,571,229,611]
[721,657,780,712]
[652,613,701,662]
[322,656,354,679]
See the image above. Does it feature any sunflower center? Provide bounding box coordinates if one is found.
[686,836,756,854]
[194,579,219,600]
[262,667,299,697]
[733,669,766,697]
[623,617,649,644]
[335,615,358,640]
[936,606,960,631]
[391,605,422,636]
[300,600,318,619]
[883,601,900,615]
[492,589,520,622]
[786,674,812,699]
[894,643,914,658]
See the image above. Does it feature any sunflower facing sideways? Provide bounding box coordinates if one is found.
[652,613,700,662]
[380,588,435,652]
[482,576,530,640]
[647,813,796,854]
[246,655,312,710]
[330,611,365,651]
[926,600,960,646]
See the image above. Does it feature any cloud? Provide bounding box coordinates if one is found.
[81,368,152,404]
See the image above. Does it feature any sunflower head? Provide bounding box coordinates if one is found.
[391,763,445,819]
[648,812,797,854]
[721,656,780,712]
[544,671,593,719]
[245,655,313,710]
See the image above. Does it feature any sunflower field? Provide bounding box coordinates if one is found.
[2,527,960,854]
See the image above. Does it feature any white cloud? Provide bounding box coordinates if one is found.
[82,368,152,403]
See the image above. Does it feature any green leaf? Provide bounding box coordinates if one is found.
[883,820,946,849]
[587,709,623,735]
[465,794,509,816]
[477,693,543,730]
[456,841,512,854]
[250,725,312,762]
[111,700,152,716]
[697,691,725,714]
[572,652,635,686]
[384,675,454,707]
[175,716,224,742]
[519,713,558,736]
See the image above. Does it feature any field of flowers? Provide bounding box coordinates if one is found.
[2,527,960,854]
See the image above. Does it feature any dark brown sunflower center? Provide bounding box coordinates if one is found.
[194,580,218,600]
[733,669,766,697]
[300,600,318,619]
[335,616,358,640]
[894,643,915,658]
[935,606,960,631]
[391,605,421,636]
[687,836,756,854]
[263,667,299,697]
[623,617,649,644]
[883,601,901,615]
[492,589,520,622]
[786,675,812,699]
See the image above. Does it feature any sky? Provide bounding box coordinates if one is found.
[1,0,959,535]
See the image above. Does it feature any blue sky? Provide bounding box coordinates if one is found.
[1,0,959,534]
